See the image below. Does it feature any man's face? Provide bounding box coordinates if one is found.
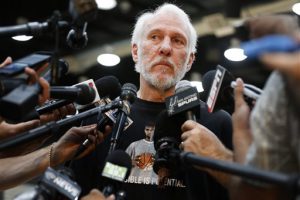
[133,14,194,90]
[144,125,155,139]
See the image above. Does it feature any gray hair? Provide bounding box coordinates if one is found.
[131,3,197,54]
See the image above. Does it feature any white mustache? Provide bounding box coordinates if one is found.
[150,57,175,70]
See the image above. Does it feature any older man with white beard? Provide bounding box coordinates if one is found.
[71,3,233,200]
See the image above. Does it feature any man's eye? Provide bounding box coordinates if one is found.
[151,35,159,40]
[174,38,184,45]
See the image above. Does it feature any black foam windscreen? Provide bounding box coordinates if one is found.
[199,70,216,102]
[105,150,132,180]
[153,109,185,151]
[95,76,122,99]
[204,66,235,113]
[75,84,96,105]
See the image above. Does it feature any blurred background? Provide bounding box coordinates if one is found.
[0,0,299,89]
[0,0,299,199]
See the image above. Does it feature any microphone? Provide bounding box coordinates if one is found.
[109,83,137,153]
[204,66,262,113]
[50,84,96,105]
[77,75,122,112]
[36,79,98,116]
[206,65,235,113]
[14,167,81,200]
[101,150,132,199]
[73,76,122,157]
[165,80,200,121]
[152,110,184,185]
[0,98,124,151]
[66,0,98,49]
[42,58,69,83]
[0,21,69,38]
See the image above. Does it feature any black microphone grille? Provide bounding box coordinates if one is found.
[105,150,132,180]
[120,83,137,104]
[95,76,122,100]
[153,110,184,150]
[75,84,96,104]
[175,80,192,93]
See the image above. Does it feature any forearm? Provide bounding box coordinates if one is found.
[202,148,234,187]
[0,146,50,190]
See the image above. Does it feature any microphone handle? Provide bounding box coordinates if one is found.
[186,110,196,121]
[109,111,127,154]
[0,100,123,150]
[50,87,80,101]
[36,99,73,115]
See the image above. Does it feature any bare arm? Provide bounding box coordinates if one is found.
[0,124,109,190]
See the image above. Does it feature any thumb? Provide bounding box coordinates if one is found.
[0,56,12,68]
[234,78,246,109]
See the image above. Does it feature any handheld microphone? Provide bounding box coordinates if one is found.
[77,76,122,113]
[109,83,137,153]
[0,21,69,38]
[67,0,98,49]
[42,58,69,83]
[14,167,81,200]
[101,150,132,200]
[74,76,122,157]
[0,99,124,151]
[36,79,99,116]
[50,84,96,105]
[203,67,262,113]
[165,80,200,121]
[152,110,184,184]
[206,65,235,113]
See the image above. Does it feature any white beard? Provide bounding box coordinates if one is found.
[135,50,190,90]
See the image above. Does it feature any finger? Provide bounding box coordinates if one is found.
[12,120,40,133]
[38,77,50,105]
[181,120,197,132]
[35,62,49,75]
[0,56,12,68]
[103,125,112,137]
[57,106,69,119]
[74,125,97,137]
[65,104,76,115]
[181,131,190,141]
[95,130,104,144]
[107,194,116,200]
[25,67,38,84]
[81,124,97,129]
[260,52,300,73]
[234,78,246,109]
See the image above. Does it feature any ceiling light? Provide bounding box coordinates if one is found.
[12,35,33,41]
[224,48,247,61]
[292,3,300,15]
[96,0,117,10]
[97,53,120,67]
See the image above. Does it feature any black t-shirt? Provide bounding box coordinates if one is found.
[71,98,232,200]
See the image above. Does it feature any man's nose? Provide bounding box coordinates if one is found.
[159,38,172,56]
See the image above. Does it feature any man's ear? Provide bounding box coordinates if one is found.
[186,53,195,72]
[132,44,138,63]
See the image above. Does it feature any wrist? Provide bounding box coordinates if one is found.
[48,142,58,167]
